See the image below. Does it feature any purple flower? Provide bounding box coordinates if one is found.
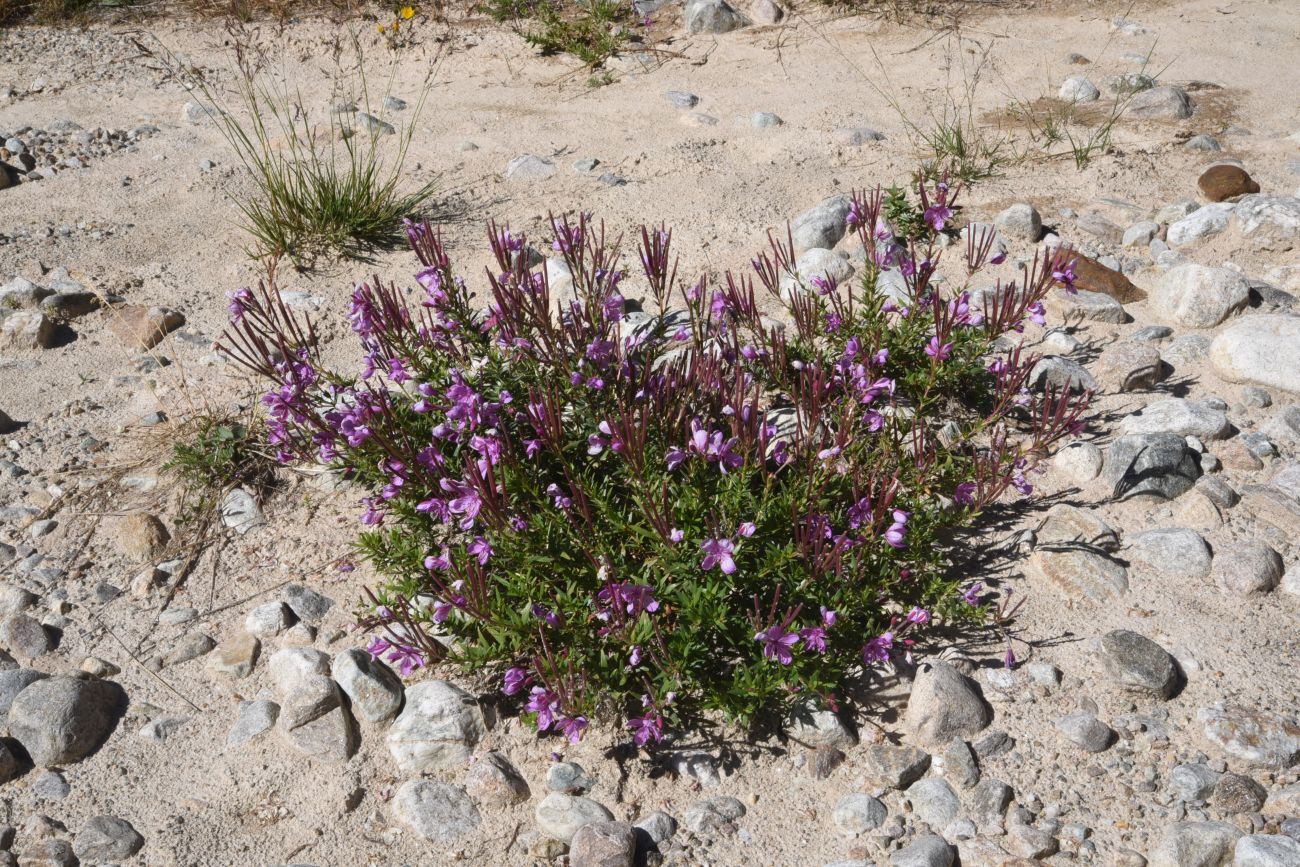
[440,478,482,530]
[531,603,562,628]
[628,645,643,667]
[862,631,894,665]
[669,528,685,543]
[755,625,800,664]
[383,642,427,677]
[1003,644,1017,670]
[468,536,493,565]
[924,204,953,232]
[924,336,953,362]
[883,510,909,549]
[525,686,559,731]
[699,537,737,574]
[546,483,573,510]
[906,607,931,624]
[737,521,756,538]
[628,709,664,746]
[954,482,977,506]
[424,548,451,571]
[503,667,530,695]
[960,583,984,606]
[227,287,253,322]
[556,715,588,744]
[1027,301,1047,326]
[1053,259,1078,294]
[821,607,837,627]
[800,625,827,653]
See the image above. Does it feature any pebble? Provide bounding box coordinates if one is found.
[1210,541,1283,595]
[1209,314,1300,393]
[547,761,596,794]
[227,700,279,746]
[1125,528,1212,581]
[1056,713,1115,752]
[833,793,887,835]
[1168,763,1220,801]
[139,715,190,743]
[1053,441,1104,483]
[1198,164,1260,203]
[72,815,144,861]
[890,834,954,867]
[393,780,482,842]
[1128,86,1194,119]
[1198,703,1300,768]
[664,90,699,108]
[1212,772,1267,814]
[905,661,992,746]
[905,777,961,827]
[681,796,746,834]
[751,111,783,128]
[465,751,531,806]
[1059,76,1100,103]
[1168,203,1235,246]
[32,770,69,799]
[791,195,851,252]
[536,793,615,842]
[331,649,403,723]
[860,744,932,789]
[1097,630,1180,699]
[684,0,749,34]
[1149,821,1241,867]
[0,614,50,658]
[505,154,556,180]
[1104,432,1202,500]
[569,821,636,867]
[245,602,295,638]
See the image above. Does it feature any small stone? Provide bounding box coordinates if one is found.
[140,715,190,743]
[1149,821,1241,867]
[1184,134,1221,152]
[536,793,615,842]
[1,312,56,350]
[162,631,215,667]
[635,811,677,844]
[80,657,119,678]
[1125,528,1212,581]
[0,614,50,658]
[220,488,265,535]
[890,834,954,867]
[1098,343,1166,391]
[569,821,636,867]
[967,777,1014,829]
[505,154,556,180]
[751,111,783,128]
[749,0,783,22]
[207,632,258,678]
[112,512,169,560]
[32,770,69,799]
[791,195,851,252]
[905,661,992,747]
[227,700,279,746]
[1029,547,1129,601]
[1053,441,1103,483]
[1198,165,1261,203]
[937,738,980,788]
[278,678,357,762]
[1128,86,1193,119]
[108,305,185,350]
[1104,432,1202,500]
[181,100,213,123]
[1168,203,1235,246]
[785,700,856,749]
[1210,541,1283,595]
[1123,220,1160,247]
[1065,253,1147,303]
[331,649,403,723]
[1077,211,1124,244]
[832,127,885,147]
[72,816,143,861]
[1168,763,1220,801]
[382,95,407,111]
[465,751,531,806]
[393,780,482,843]
[860,744,931,789]
[992,203,1041,241]
[1059,76,1100,103]
[548,761,596,794]
[1098,630,1180,699]
[681,796,746,834]
[905,777,960,827]
[685,0,750,31]
[245,602,294,638]
[1153,265,1250,328]
[1235,835,1300,867]
[1199,703,1300,768]
[833,793,887,836]
[1056,712,1115,752]
[1212,772,1267,814]
[282,584,333,623]
[1029,356,1097,393]
[1036,503,1120,550]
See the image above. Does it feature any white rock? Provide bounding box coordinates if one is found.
[1152,264,1249,328]
[1167,203,1234,246]
[1209,314,1300,393]
[386,680,486,773]
[1059,76,1100,103]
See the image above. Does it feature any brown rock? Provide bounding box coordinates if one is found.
[1198,164,1260,203]
[1067,252,1147,303]
[108,305,185,350]
[112,512,170,561]
[0,161,17,191]
[569,821,636,867]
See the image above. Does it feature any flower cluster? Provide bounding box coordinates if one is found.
[220,175,1089,745]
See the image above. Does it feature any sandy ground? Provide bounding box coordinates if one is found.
[0,0,1299,864]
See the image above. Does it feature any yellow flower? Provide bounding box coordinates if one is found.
[377,23,385,32]
[400,5,415,18]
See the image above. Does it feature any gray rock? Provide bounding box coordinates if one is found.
[140,715,190,742]
[1098,630,1180,699]
[0,311,56,350]
[995,202,1040,238]
[890,834,954,867]
[162,631,215,667]
[278,677,357,762]
[1125,528,1212,581]
[1029,547,1129,601]
[1078,212,1124,244]
[664,90,699,108]
[1128,86,1193,119]
[1234,195,1300,242]
[681,796,746,834]
[1059,287,1129,323]
[0,668,48,715]
[465,751,531,806]
[791,195,851,252]
[1107,72,1155,94]
[220,487,265,535]
[1148,821,1241,867]
[1153,265,1250,328]
[268,647,330,695]
[1036,503,1119,550]
[505,154,556,180]
[1059,76,1100,103]
[684,0,749,33]
[751,112,783,128]
[1211,541,1282,595]
[8,676,122,765]
[1235,835,1300,867]
[635,810,677,843]
[387,680,486,773]
[1053,441,1103,483]
[1209,315,1300,394]
[905,661,992,747]
[570,821,636,867]
[227,700,279,746]
[32,770,69,799]
[1185,134,1221,152]
[967,778,1013,828]
[905,777,961,827]
[1120,398,1230,440]
[354,112,395,136]
[1199,703,1300,768]
[1167,763,1220,801]
[0,614,49,658]
[548,761,596,794]
[282,584,333,623]
[536,793,615,842]
[73,816,144,861]
[785,700,856,749]
[245,602,294,638]
[1123,221,1160,247]
[832,127,885,147]
[1056,712,1115,752]
[207,632,259,678]
[393,780,481,843]
[1168,203,1235,246]
[1030,356,1097,393]
[860,744,931,789]
[937,738,980,788]
[383,95,407,111]
[833,793,887,835]
[1104,432,1202,500]
[332,649,403,723]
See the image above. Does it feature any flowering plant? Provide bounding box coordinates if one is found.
[220,176,1087,744]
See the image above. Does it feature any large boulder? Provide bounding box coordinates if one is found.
[1209,315,1300,394]
[1152,265,1249,328]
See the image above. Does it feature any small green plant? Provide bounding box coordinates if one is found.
[482,0,631,67]
[138,33,437,268]
[165,417,265,492]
